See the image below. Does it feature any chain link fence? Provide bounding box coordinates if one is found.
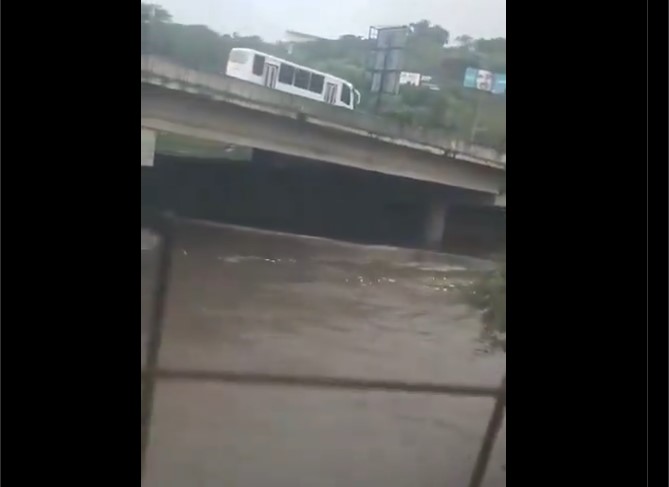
[140,212,506,486]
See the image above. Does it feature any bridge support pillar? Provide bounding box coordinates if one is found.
[424,197,449,250]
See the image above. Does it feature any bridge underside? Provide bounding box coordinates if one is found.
[142,154,506,256]
[141,84,505,198]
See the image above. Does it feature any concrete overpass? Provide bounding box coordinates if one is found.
[141,56,505,196]
[141,55,506,247]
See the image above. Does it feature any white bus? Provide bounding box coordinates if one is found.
[225,48,361,110]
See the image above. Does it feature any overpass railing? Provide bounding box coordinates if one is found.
[140,212,506,487]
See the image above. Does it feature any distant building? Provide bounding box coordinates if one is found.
[283,30,329,54]
[284,30,329,43]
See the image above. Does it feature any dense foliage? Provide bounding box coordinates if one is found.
[141,4,506,150]
[462,262,506,352]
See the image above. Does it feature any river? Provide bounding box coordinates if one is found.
[141,219,506,487]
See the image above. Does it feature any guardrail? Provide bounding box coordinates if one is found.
[140,212,506,487]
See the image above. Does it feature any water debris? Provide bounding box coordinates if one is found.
[182,250,188,256]
[223,255,263,264]
[220,255,297,265]
[428,281,458,292]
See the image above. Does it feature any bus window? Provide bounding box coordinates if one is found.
[229,50,249,64]
[341,84,351,105]
[294,69,311,90]
[252,55,265,76]
[279,64,295,84]
[309,74,325,93]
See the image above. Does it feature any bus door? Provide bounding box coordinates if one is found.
[324,82,338,104]
[263,63,279,88]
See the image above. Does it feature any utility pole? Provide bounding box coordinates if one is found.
[469,91,485,143]
[374,45,389,114]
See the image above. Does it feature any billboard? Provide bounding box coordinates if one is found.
[464,68,506,95]
[368,25,409,96]
[399,72,422,86]
[375,26,409,49]
[491,73,506,94]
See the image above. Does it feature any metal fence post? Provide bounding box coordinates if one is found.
[141,212,176,479]
[467,374,506,487]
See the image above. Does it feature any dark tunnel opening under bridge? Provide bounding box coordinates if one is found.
[141,150,505,258]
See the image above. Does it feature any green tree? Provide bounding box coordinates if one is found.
[141,3,172,23]
[455,34,474,47]
[462,262,506,352]
[409,20,450,46]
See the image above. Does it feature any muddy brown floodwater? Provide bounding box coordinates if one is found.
[141,220,506,487]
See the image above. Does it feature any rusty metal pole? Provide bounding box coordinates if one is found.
[467,374,506,487]
[141,212,176,480]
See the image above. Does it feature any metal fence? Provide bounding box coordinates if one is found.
[140,212,506,486]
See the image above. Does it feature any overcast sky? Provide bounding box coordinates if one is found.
[154,0,505,42]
